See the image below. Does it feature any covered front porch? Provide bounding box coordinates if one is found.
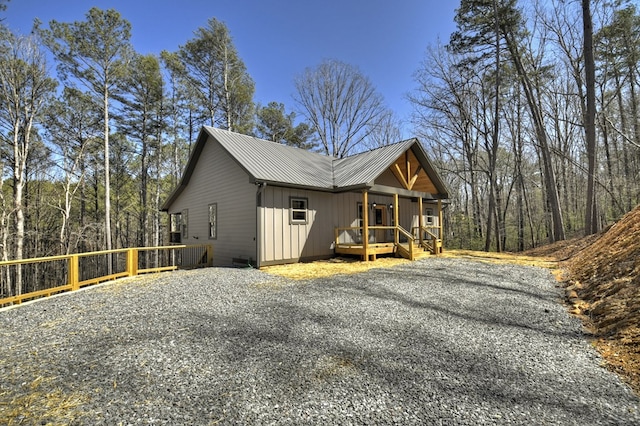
[334,191,444,261]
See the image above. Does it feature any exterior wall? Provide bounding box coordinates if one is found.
[259,189,405,263]
[333,192,364,229]
[398,197,415,232]
[259,186,336,265]
[411,201,441,230]
[166,137,257,266]
[333,192,370,245]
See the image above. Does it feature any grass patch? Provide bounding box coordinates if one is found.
[441,249,558,269]
[0,374,88,425]
[262,256,409,280]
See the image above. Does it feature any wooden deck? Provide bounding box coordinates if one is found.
[334,225,440,261]
[335,242,396,260]
[335,242,431,261]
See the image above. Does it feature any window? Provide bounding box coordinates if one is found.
[170,213,182,243]
[208,203,217,239]
[290,197,308,224]
[426,208,434,224]
[181,209,189,238]
[170,213,181,232]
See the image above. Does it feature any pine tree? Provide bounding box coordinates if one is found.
[39,7,133,252]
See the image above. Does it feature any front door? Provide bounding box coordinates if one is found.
[374,205,386,242]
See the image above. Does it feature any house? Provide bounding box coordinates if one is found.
[161,126,449,267]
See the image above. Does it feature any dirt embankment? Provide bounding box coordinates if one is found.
[526,205,640,394]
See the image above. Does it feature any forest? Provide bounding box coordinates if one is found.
[0,0,638,265]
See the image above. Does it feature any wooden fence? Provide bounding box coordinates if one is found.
[0,244,213,307]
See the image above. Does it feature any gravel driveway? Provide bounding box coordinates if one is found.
[1,258,639,425]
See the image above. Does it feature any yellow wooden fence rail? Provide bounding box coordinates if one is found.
[0,244,213,307]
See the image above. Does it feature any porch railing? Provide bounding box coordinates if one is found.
[413,226,443,254]
[334,225,418,259]
[395,226,416,260]
[334,225,404,245]
[0,244,213,308]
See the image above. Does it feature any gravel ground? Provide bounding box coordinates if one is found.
[1,257,639,425]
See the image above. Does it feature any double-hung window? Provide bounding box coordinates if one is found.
[290,197,308,224]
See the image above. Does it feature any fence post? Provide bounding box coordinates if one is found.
[127,248,138,277]
[68,255,79,291]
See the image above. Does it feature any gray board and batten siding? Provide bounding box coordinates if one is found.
[162,126,449,267]
[161,131,258,267]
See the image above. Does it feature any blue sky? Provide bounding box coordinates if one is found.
[4,0,458,136]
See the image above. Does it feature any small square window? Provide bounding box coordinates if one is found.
[290,197,308,224]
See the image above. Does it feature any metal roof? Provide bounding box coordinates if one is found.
[161,127,448,211]
[206,127,334,189]
[333,139,417,187]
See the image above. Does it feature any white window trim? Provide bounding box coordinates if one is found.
[208,203,217,239]
[290,197,308,224]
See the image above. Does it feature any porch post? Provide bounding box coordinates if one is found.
[363,190,369,261]
[438,199,444,240]
[418,196,424,246]
[393,193,399,244]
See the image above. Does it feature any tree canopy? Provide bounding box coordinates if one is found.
[0,0,638,273]
[294,59,390,158]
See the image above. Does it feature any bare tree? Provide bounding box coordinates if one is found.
[0,32,56,293]
[582,0,598,235]
[44,88,100,254]
[294,59,388,158]
[164,18,255,134]
[409,43,484,246]
[363,110,403,150]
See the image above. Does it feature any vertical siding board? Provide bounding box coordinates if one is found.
[279,188,288,260]
[400,198,414,232]
[272,187,282,261]
[290,190,300,258]
[263,187,273,262]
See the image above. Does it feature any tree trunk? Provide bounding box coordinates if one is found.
[104,85,112,253]
[610,70,632,212]
[504,34,565,242]
[583,0,598,236]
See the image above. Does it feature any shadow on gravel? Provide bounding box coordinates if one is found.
[317,269,581,340]
[396,262,560,303]
[8,263,638,424]
[163,287,615,423]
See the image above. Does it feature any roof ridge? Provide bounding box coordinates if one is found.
[341,138,417,159]
[204,125,331,161]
